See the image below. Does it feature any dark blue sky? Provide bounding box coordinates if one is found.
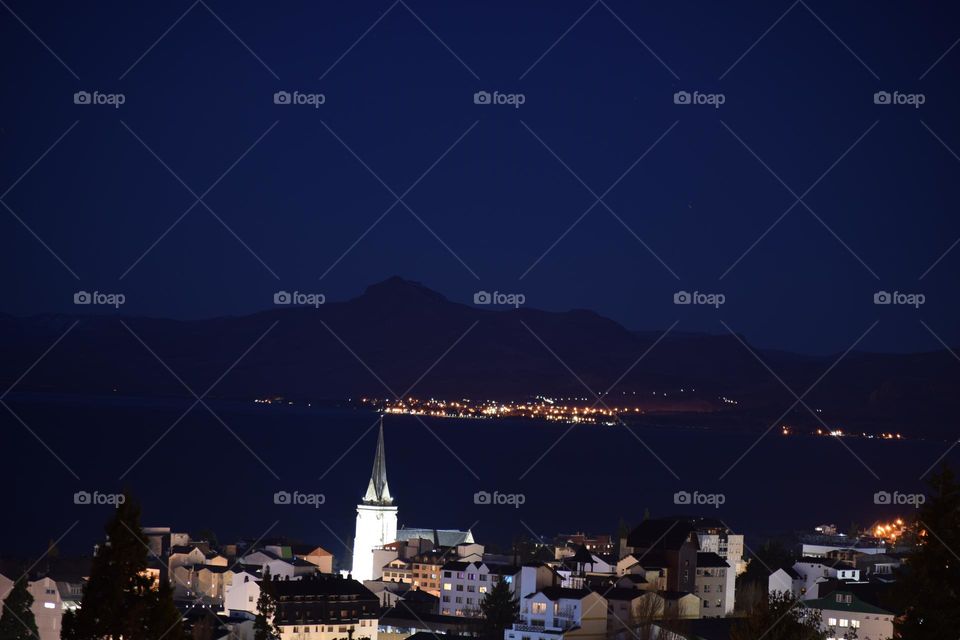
[2,1,959,354]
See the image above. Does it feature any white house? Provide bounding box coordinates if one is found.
[693,552,734,616]
[791,558,860,599]
[440,560,495,616]
[801,590,894,640]
[224,570,261,617]
[505,588,607,640]
[768,567,805,599]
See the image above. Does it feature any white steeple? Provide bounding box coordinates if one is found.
[351,416,398,582]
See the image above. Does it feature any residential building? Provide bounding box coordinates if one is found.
[768,567,805,599]
[271,573,380,640]
[801,590,894,640]
[622,519,699,593]
[439,560,495,616]
[504,588,607,640]
[691,519,745,575]
[694,552,734,616]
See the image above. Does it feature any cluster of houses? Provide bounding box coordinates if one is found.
[0,425,900,640]
[766,529,902,640]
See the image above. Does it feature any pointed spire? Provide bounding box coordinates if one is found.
[363,416,393,505]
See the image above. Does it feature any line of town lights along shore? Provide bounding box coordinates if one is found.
[250,396,905,439]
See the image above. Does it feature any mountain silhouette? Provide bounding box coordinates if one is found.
[1,277,957,437]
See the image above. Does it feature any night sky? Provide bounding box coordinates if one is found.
[2,1,960,355]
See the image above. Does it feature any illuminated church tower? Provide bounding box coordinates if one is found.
[350,417,398,582]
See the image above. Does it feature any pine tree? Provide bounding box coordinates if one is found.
[0,575,38,640]
[62,492,185,640]
[479,577,518,640]
[895,465,960,638]
[253,569,280,640]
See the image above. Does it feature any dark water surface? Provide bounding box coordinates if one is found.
[3,393,953,562]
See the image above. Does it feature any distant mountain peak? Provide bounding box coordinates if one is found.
[359,276,450,305]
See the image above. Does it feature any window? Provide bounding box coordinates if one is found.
[480,575,488,581]
[532,602,547,614]
[479,586,487,593]
[457,585,464,591]
[468,573,476,580]
[443,596,450,602]
[443,584,452,591]
[444,571,451,578]
[839,619,849,627]
[828,618,837,626]
[851,620,860,629]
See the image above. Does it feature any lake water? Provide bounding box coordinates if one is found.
[2,393,953,563]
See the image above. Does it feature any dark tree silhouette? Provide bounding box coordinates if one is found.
[479,577,518,640]
[61,493,185,640]
[895,465,960,638]
[0,575,38,640]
